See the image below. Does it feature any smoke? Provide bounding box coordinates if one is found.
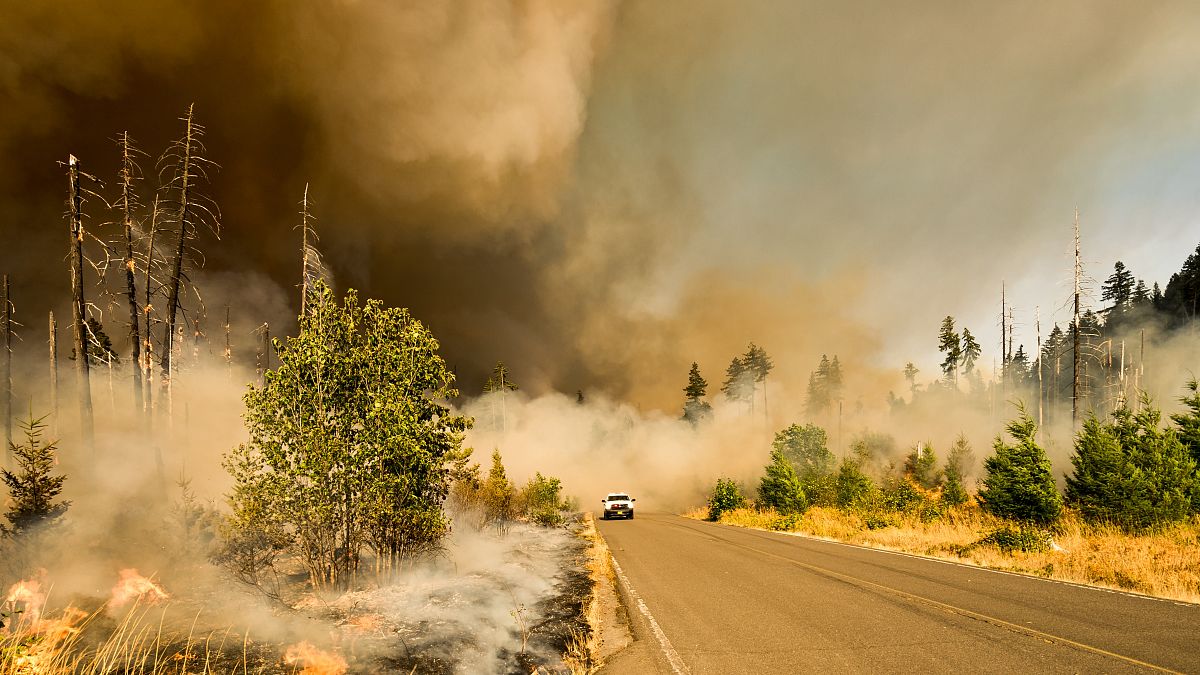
[5,1,1200,409]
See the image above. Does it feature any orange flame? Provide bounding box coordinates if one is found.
[284,641,348,675]
[109,568,169,607]
[4,577,47,625]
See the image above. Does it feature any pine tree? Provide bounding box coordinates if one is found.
[942,434,974,506]
[978,407,1061,525]
[483,362,518,393]
[1,412,70,537]
[902,362,919,396]
[904,443,941,489]
[937,316,962,387]
[720,356,753,408]
[835,458,875,508]
[960,328,981,375]
[759,448,808,514]
[1162,243,1200,323]
[1171,379,1200,470]
[1067,401,1198,531]
[1132,279,1150,305]
[1101,261,1136,310]
[681,362,713,425]
[805,355,834,418]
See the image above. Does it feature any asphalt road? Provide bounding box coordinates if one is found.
[596,512,1200,674]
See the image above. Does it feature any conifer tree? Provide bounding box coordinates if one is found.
[903,362,919,396]
[759,448,808,514]
[681,362,713,425]
[978,407,1061,525]
[1171,379,1200,470]
[720,356,753,409]
[904,443,941,489]
[1,413,70,538]
[937,316,962,387]
[960,328,981,375]
[1101,261,1136,310]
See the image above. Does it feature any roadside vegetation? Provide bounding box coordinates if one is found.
[692,393,1200,603]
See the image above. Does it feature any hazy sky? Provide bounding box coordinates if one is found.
[2,0,1199,409]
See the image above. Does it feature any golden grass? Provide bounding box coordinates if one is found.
[0,601,269,675]
[563,512,611,675]
[687,506,1200,604]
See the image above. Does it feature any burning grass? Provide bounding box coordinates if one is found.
[686,506,1200,603]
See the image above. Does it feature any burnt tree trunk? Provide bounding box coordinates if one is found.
[160,105,195,393]
[49,311,58,434]
[68,155,95,451]
[143,198,158,416]
[119,132,144,417]
[2,274,11,462]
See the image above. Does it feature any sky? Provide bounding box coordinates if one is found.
[2,0,1200,411]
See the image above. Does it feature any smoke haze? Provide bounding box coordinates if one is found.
[3,0,1200,411]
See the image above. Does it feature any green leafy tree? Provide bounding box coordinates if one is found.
[904,443,942,489]
[1067,401,1199,531]
[523,472,566,526]
[942,434,974,506]
[223,283,469,590]
[978,407,1061,525]
[681,362,713,425]
[1,413,70,538]
[772,423,835,482]
[938,316,961,387]
[759,448,808,514]
[707,478,745,521]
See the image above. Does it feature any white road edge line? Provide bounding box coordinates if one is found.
[610,556,691,675]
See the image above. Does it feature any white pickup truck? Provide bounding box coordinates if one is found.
[600,493,636,520]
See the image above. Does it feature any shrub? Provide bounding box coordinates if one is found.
[523,472,567,527]
[882,478,924,512]
[835,459,875,508]
[976,524,1051,553]
[904,443,942,489]
[708,478,746,521]
[769,513,804,531]
[759,449,809,514]
[773,423,835,481]
[978,407,1062,526]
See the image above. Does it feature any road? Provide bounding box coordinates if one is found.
[596,512,1200,674]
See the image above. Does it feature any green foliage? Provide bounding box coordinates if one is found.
[938,316,961,384]
[773,423,835,482]
[681,362,713,425]
[523,472,567,527]
[834,458,875,508]
[976,524,1051,553]
[804,355,843,418]
[707,478,745,521]
[960,328,981,374]
[759,449,809,515]
[941,434,973,506]
[1066,402,1199,532]
[882,478,924,512]
[481,449,517,526]
[721,356,754,406]
[1170,379,1200,473]
[483,361,518,393]
[769,512,803,531]
[978,408,1062,526]
[1102,261,1136,310]
[223,283,469,590]
[904,443,942,489]
[1,413,69,538]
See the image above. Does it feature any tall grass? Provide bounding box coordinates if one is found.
[688,505,1200,603]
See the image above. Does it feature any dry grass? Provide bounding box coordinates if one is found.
[0,601,275,674]
[563,512,611,675]
[687,506,1200,604]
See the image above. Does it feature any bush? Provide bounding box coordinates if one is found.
[759,449,809,514]
[769,513,804,531]
[802,474,837,508]
[904,443,942,489]
[522,472,567,527]
[835,459,875,508]
[978,408,1062,526]
[773,423,835,481]
[976,524,1051,553]
[882,478,924,512]
[708,478,746,521]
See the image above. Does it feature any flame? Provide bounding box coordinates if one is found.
[109,568,169,607]
[4,577,47,625]
[284,641,348,675]
[8,606,87,673]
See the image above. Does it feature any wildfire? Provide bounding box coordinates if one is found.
[109,568,170,608]
[284,641,348,675]
[4,577,47,625]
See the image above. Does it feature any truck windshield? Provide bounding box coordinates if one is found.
[609,495,630,501]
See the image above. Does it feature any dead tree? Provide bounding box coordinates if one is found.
[1072,207,1082,425]
[224,304,232,379]
[158,104,219,398]
[49,311,58,434]
[117,132,146,416]
[67,155,95,451]
[143,196,159,414]
[299,183,318,316]
[2,274,11,460]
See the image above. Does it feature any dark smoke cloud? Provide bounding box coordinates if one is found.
[3,0,1200,412]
